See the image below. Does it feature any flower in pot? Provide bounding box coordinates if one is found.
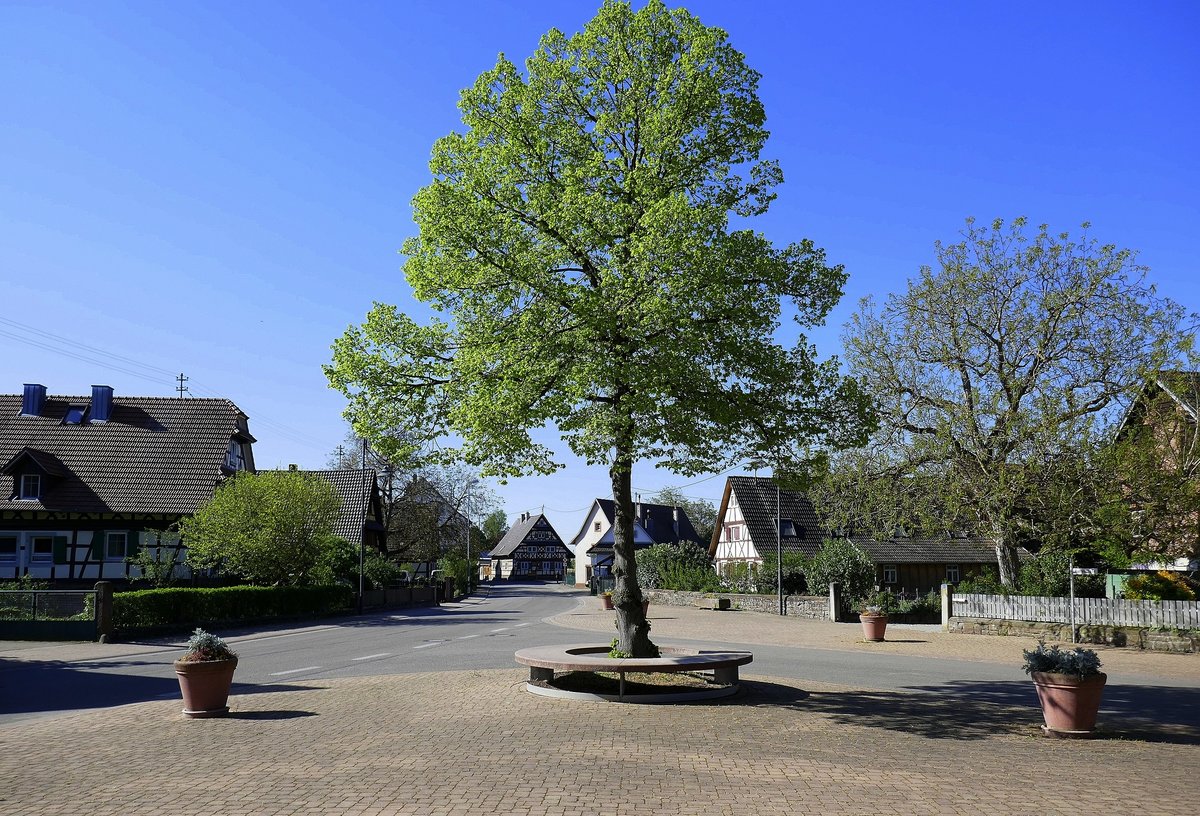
[1022,639,1106,736]
[858,590,894,642]
[174,628,238,719]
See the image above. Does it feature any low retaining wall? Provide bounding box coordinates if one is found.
[646,589,831,620]
[361,586,438,610]
[949,616,1200,654]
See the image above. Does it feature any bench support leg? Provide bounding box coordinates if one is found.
[530,666,554,683]
[713,666,738,685]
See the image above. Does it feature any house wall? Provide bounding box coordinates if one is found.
[875,562,992,595]
[571,504,608,586]
[0,522,189,583]
[713,492,759,571]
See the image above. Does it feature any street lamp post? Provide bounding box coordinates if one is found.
[776,476,783,616]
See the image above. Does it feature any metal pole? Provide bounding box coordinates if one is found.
[358,438,367,614]
[1069,554,1076,644]
[776,478,783,616]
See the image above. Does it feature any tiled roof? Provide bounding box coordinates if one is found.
[0,393,251,515]
[301,469,380,544]
[593,498,705,547]
[713,476,825,559]
[852,537,1004,564]
[491,513,570,558]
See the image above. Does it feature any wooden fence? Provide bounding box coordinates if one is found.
[952,592,1200,629]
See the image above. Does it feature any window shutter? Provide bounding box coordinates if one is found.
[127,530,141,558]
[52,536,69,565]
[89,532,104,561]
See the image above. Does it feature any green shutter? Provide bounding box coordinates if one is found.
[89,531,104,561]
[52,536,69,565]
[126,530,141,558]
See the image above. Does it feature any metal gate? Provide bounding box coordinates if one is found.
[0,589,98,641]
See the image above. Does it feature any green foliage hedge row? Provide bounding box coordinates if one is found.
[113,585,354,631]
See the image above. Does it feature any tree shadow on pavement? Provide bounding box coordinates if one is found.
[226,710,318,720]
[737,678,1200,745]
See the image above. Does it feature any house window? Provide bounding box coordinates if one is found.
[0,536,16,561]
[594,521,601,532]
[225,439,246,471]
[882,564,898,584]
[18,473,41,500]
[946,564,961,583]
[779,518,797,538]
[30,535,53,562]
[105,532,129,561]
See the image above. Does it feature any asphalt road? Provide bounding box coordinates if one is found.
[2,581,1197,728]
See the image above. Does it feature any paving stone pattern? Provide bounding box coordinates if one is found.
[1,667,1195,816]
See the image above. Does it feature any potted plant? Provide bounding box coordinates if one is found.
[174,628,238,718]
[600,590,615,610]
[1022,639,1106,736]
[858,591,893,642]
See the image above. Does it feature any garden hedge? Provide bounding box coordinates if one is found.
[113,585,354,632]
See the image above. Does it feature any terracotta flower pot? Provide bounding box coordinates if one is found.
[860,613,887,642]
[1030,671,1107,735]
[600,595,614,610]
[174,657,238,718]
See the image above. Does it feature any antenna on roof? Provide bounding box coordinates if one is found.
[176,372,190,398]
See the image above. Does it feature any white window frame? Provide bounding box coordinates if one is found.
[105,531,129,561]
[946,564,961,583]
[882,564,898,584]
[18,473,41,500]
[30,535,54,562]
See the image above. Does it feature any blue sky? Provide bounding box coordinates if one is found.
[3,1,1197,538]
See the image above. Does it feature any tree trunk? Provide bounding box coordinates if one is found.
[994,535,1020,587]
[610,434,654,657]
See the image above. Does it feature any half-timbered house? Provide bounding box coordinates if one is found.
[708,475,824,574]
[0,383,255,583]
[490,512,572,581]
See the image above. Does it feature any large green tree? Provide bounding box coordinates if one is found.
[181,471,343,586]
[326,1,869,655]
[834,217,1190,585]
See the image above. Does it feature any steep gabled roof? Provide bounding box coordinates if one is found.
[491,512,570,558]
[569,497,706,550]
[1116,371,1200,439]
[710,475,825,560]
[302,469,383,544]
[0,393,252,515]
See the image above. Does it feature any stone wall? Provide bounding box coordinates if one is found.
[646,589,831,620]
[949,616,1200,654]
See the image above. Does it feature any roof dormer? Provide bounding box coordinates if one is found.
[1,447,69,501]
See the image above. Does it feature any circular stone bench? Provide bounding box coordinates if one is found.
[514,643,753,703]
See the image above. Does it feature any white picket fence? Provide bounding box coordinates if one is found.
[952,592,1200,629]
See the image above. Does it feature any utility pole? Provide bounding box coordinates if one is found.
[175,373,189,398]
[358,438,367,614]
[776,475,783,616]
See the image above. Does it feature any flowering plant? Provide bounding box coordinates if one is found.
[178,628,237,663]
[1022,639,1102,678]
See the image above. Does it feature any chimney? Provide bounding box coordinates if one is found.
[90,385,114,423]
[21,384,46,417]
[288,464,298,471]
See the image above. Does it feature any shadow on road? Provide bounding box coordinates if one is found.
[736,678,1200,745]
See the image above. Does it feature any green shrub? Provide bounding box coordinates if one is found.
[955,567,1007,595]
[636,542,713,590]
[755,552,809,594]
[1124,571,1197,601]
[898,589,942,617]
[805,538,875,606]
[113,585,354,631]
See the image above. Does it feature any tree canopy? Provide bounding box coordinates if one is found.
[827,217,1191,584]
[181,470,343,586]
[326,0,870,654]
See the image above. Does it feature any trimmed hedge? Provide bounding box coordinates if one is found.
[113,585,354,631]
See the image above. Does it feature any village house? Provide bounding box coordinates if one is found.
[490,512,572,581]
[568,498,706,586]
[0,383,255,583]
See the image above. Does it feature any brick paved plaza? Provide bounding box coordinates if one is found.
[4,601,1198,816]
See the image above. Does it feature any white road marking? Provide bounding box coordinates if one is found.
[352,653,392,661]
[490,627,510,633]
[457,634,480,640]
[413,641,447,650]
[269,666,321,676]
[514,622,531,628]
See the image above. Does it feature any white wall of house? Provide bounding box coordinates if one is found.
[570,503,609,586]
[0,529,188,581]
[712,492,761,573]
